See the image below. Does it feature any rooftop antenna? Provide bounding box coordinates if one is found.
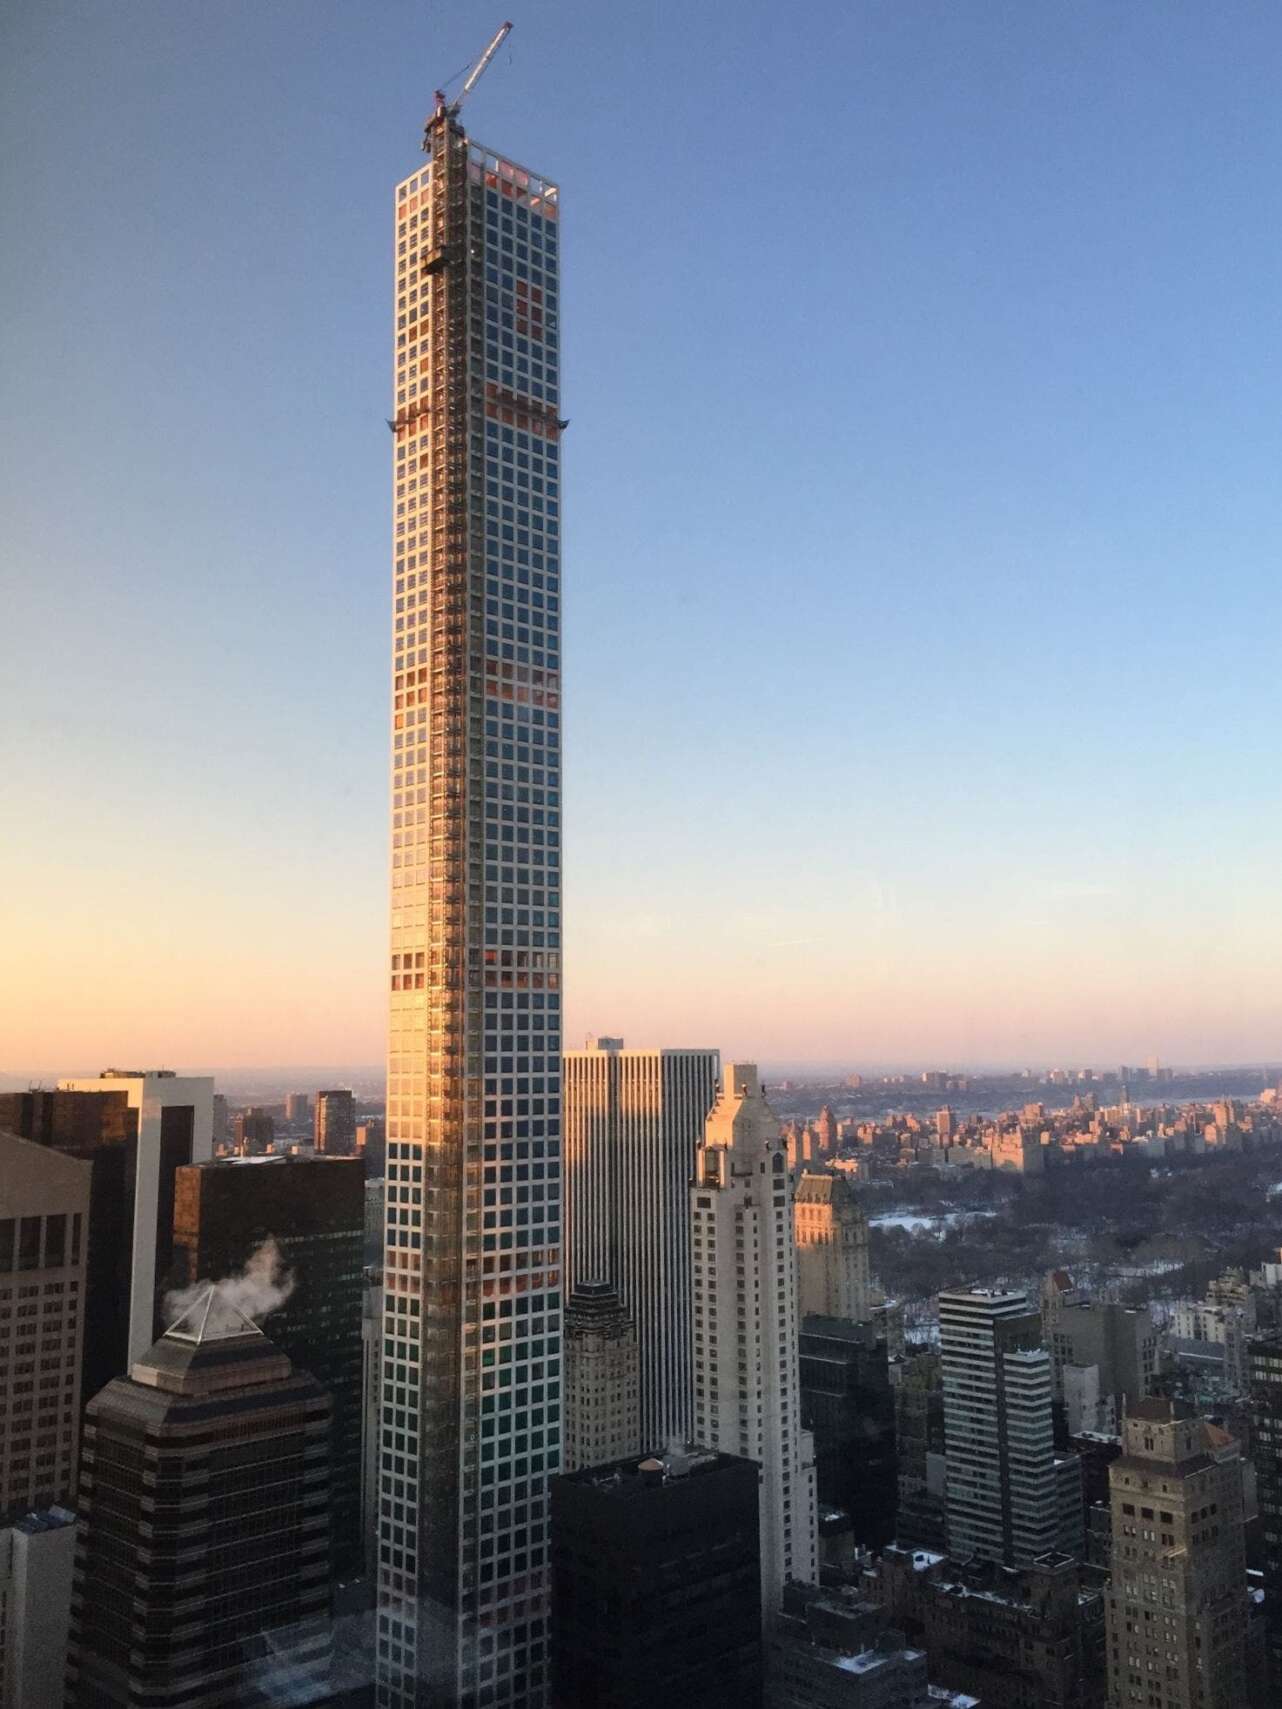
[429,20,513,137]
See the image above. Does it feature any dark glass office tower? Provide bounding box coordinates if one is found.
[379,95,563,1709]
[67,1293,332,1706]
[171,1155,367,1582]
[549,1448,762,1709]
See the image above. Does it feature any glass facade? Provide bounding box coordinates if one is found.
[379,108,562,1709]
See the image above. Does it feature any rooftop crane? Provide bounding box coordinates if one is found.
[430,20,513,128]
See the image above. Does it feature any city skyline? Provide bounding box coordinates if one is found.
[6,0,1282,1071]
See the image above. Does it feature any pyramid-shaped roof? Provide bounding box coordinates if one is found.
[129,1284,292,1398]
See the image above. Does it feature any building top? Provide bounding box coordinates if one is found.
[0,1127,94,1200]
[800,1315,880,1348]
[8,1505,76,1538]
[125,1285,293,1398]
[795,1170,863,1210]
[939,1286,1030,1306]
[557,1445,754,1498]
[699,1062,784,1170]
[564,1281,633,1340]
[100,1068,176,1080]
[1126,1396,1192,1424]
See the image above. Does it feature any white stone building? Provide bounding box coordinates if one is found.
[691,1063,817,1613]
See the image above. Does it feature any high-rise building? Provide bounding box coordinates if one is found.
[0,1130,90,1518]
[794,1170,872,1323]
[798,1315,896,1548]
[939,1286,1057,1567]
[2,1075,214,1398]
[691,1063,818,1611]
[550,1447,761,1708]
[57,1069,214,1364]
[892,1349,947,1551]
[170,1155,367,1581]
[67,1289,333,1707]
[563,1038,719,1448]
[286,1092,313,1127]
[0,1506,78,1709]
[1249,1332,1282,1695]
[379,88,565,1709]
[315,1088,358,1155]
[1104,1398,1247,1709]
[233,1106,276,1153]
[562,1281,640,1473]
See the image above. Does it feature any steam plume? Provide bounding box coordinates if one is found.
[164,1237,294,1327]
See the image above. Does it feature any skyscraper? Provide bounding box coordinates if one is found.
[379,82,564,1709]
[550,1447,762,1709]
[562,1281,640,1473]
[563,1039,719,1447]
[691,1063,818,1612]
[171,1155,367,1581]
[57,1069,214,1363]
[315,1088,358,1155]
[938,1286,1058,1567]
[1104,1398,1247,1709]
[0,1131,89,1518]
[68,1290,333,1707]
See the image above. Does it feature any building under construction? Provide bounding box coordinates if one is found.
[379,24,565,1709]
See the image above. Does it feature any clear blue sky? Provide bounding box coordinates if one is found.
[3,0,1281,1072]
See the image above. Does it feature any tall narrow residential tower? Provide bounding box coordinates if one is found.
[379,83,564,1709]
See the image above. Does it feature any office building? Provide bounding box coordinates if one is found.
[893,1350,947,1551]
[1046,1299,1160,1434]
[3,1075,213,1400]
[875,1543,1106,1709]
[564,1038,719,1447]
[171,1154,366,1580]
[692,1063,818,1610]
[939,1286,1057,1567]
[378,90,564,1709]
[0,1130,90,1517]
[1248,1332,1282,1694]
[58,1069,214,1365]
[68,1288,332,1707]
[550,1447,761,1708]
[0,1506,78,1709]
[794,1171,872,1324]
[358,1117,387,1174]
[286,1092,313,1127]
[1105,1397,1247,1709]
[799,1315,896,1548]
[233,1106,276,1153]
[562,1281,640,1473]
[315,1088,358,1156]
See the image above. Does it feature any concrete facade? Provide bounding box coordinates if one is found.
[692,1063,818,1612]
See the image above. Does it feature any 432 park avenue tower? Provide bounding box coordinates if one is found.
[379,78,564,1709]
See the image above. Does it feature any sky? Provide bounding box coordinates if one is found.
[3,0,1282,1076]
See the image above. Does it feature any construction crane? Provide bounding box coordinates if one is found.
[430,20,513,127]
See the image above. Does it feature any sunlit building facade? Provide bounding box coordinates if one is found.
[563,1040,719,1447]
[379,101,563,1709]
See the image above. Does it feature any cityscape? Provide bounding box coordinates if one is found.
[5,6,1282,1709]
